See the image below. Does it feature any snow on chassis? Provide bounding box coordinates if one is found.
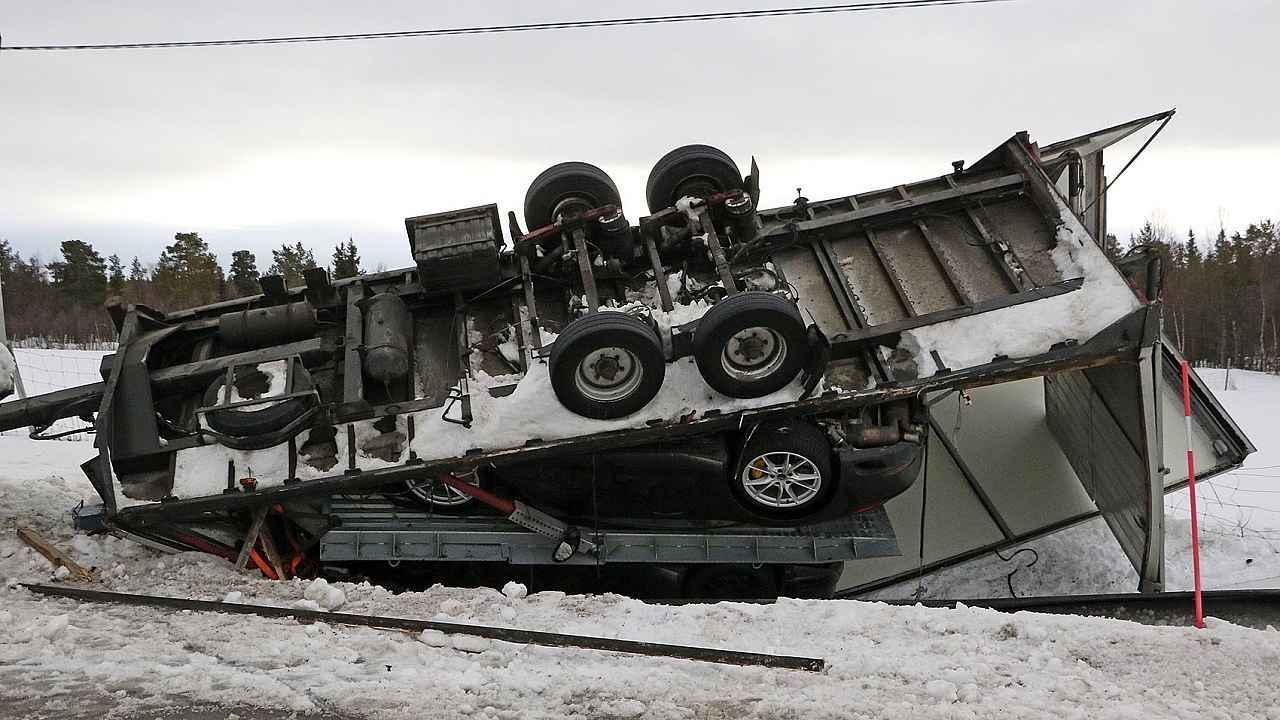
[0,124,1163,597]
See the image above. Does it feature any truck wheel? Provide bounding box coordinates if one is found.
[202,365,313,443]
[523,161,621,230]
[732,422,834,519]
[549,312,665,420]
[645,144,743,214]
[403,470,482,511]
[692,292,808,398]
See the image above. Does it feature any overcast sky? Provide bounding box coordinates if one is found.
[2,0,1277,273]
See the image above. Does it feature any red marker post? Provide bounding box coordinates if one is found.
[1181,360,1205,629]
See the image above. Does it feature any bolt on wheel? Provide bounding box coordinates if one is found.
[574,346,643,403]
[721,326,788,382]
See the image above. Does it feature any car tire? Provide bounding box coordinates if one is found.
[731,422,835,520]
[400,470,484,512]
[692,292,809,398]
[645,144,743,214]
[523,161,621,231]
[202,366,314,443]
[549,312,665,420]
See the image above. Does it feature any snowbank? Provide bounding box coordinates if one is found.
[3,358,1280,717]
[0,344,14,400]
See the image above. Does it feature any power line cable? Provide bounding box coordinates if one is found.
[0,0,1017,52]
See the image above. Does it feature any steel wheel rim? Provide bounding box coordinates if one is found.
[740,451,822,509]
[407,471,478,507]
[721,326,787,382]
[575,346,643,403]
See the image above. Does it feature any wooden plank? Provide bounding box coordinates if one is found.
[234,507,269,570]
[16,527,95,581]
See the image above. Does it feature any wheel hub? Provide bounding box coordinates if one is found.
[575,346,643,403]
[721,326,787,382]
[741,451,822,509]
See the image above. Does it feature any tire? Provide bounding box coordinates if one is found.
[523,161,621,230]
[645,144,743,214]
[682,565,779,600]
[549,312,665,420]
[202,365,313,441]
[401,469,482,512]
[692,292,809,398]
[731,422,835,520]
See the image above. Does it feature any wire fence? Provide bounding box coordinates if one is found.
[0,347,111,441]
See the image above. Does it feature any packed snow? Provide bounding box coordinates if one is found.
[3,351,1280,716]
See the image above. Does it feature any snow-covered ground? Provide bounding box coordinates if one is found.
[3,351,1280,718]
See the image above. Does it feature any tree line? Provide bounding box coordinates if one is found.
[3,219,1279,367]
[0,234,362,342]
[1118,218,1280,371]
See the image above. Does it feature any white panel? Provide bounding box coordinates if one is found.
[932,379,1096,535]
[838,424,1004,589]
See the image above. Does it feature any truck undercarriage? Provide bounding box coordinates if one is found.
[1,112,1207,597]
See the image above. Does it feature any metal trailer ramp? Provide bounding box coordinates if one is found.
[321,500,898,566]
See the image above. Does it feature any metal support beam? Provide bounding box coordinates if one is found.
[519,254,544,353]
[570,227,600,312]
[697,208,739,294]
[643,235,674,312]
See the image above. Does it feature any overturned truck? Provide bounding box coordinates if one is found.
[0,110,1246,597]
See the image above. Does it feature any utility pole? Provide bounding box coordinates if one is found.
[0,267,28,399]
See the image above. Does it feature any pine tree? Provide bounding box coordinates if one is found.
[48,240,108,306]
[128,256,146,283]
[107,254,126,296]
[331,238,362,280]
[153,232,223,308]
[1102,233,1122,259]
[228,250,261,297]
[269,242,317,287]
[1185,229,1202,268]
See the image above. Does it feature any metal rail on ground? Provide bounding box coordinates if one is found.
[21,583,825,671]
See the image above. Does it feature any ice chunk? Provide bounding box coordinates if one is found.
[303,578,346,610]
[451,634,491,653]
[418,629,450,648]
[501,581,527,600]
[223,591,243,603]
[925,679,958,703]
[37,614,70,639]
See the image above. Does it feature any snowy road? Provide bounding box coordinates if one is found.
[3,352,1280,718]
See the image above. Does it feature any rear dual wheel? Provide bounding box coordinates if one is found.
[549,312,666,420]
[692,292,809,399]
